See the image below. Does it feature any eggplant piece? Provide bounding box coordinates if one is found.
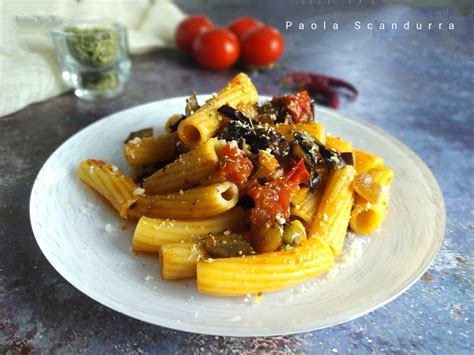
[218,105,257,125]
[204,233,254,258]
[124,127,153,143]
[293,131,346,168]
[168,115,186,133]
[185,92,200,116]
[291,133,321,166]
[237,195,255,209]
[251,224,284,253]
[217,105,260,146]
[217,111,290,158]
[246,127,290,158]
[257,100,291,124]
[292,131,348,191]
[167,93,200,133]
[340,152,354,166]
[217,119,253,142]
[290,136,325,190]
[173,139,189,156]
[309,171,322,190]
[316,142,342,168]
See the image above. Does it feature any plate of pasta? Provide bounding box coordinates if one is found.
[30,73,445,336]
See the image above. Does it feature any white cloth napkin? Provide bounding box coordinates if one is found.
[0,0,185,117]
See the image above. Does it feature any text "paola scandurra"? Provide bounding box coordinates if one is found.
[285,20,455,31]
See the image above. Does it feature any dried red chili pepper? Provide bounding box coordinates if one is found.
[280,72,358,109]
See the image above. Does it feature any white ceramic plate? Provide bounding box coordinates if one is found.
[30,96,445,336]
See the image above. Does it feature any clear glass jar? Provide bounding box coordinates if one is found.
[51,21,131,101]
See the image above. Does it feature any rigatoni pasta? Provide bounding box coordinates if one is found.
[325,135,353,153]
[132,207,248,253]
[124,133,178,166]
[143,138,220,194]
[77,73,393,297]
[160,242,207,280]
[316,191,353,255]
[197,238,334,296]
[129,182,239,220]
[290,187,323,226]
[178,73,258,146]
[277,123,326,144]
[354,149,384,173]
[77,159,137,218]
[309,165,356,254]
[350,167,394,235]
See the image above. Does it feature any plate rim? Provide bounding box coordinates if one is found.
[29,96,446,336]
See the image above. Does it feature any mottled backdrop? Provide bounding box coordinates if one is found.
[0,0,473,353]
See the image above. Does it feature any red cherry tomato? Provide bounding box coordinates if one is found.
[240,26,284,66]
[175,15,213,54]
[192,28,240,70]
[228,17,263,41]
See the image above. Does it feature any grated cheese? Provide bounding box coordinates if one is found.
[104,224,115,233]
[275,213,286,225]
[133,187,145,196]
[128,137,142,145]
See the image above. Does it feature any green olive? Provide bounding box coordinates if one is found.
[283,220,307,246]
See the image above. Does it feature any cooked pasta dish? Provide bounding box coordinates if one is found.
[77,73,394,296]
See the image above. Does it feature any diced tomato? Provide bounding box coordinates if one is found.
[247,159,310,227]
[247,179,298,227]
[285,158,310,185]
[218,143,253,184]
[281,91,313,123]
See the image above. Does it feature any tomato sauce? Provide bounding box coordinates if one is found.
[248,179,297,227]
[247,159,310,227]
[281,91,313,123]
[218,143,253,184]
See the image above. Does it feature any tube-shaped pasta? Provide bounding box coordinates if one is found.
[350,167,394,235]
[369,167,394,190]
[124,133,178,167]
[309,165,356,254]
[132,207,249,253]
[276,123,326,144]
[178,73,258,146]
[143,138,220,195]
[291,186,310,206]
[350,196,384,235]
[354,149,384,174]
[290,187,323,226]
[160,242,207,280]
[325,135,353,153]
[197,238,333,296]
[316,191,353,255]
[77,159,137,218]
[128,182,239,220]
[354,171,381,203]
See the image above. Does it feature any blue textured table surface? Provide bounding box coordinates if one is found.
[1,1,473,353]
